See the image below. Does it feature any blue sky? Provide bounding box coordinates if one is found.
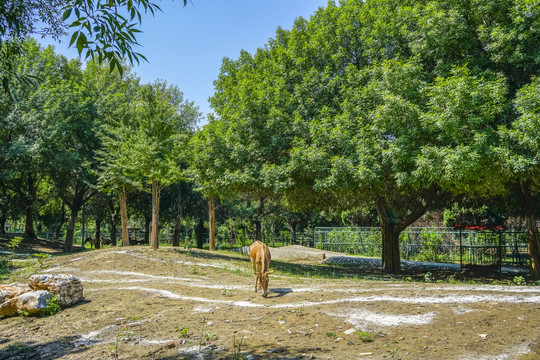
[39,1,329,126]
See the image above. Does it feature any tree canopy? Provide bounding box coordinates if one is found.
[195,0,540,276]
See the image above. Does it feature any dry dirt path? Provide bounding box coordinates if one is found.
[0,247,539,360]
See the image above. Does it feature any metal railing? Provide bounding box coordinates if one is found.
[314,227,530,267]
[3,224,531,268]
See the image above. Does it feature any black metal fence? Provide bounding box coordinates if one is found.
[3,223,532,268]
[313,227,530,268]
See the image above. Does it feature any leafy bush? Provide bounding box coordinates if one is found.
[416,232,448,262]
[41,294,61,316]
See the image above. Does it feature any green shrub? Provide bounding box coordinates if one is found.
[41,294,61,316]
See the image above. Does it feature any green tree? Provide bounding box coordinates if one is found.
[99,80,199,249]
[206,38,300,242]
[189,118,233,250]
[202,0,530,275]
[90,61,140,246]
[159,180,206,247]
[30,57,101,252]
[0,41,68,238]
[498,78,540,279]
[397,0,540,278]
[134,81,199,249]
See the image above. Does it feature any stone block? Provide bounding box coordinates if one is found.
[0,290,52,317]
[29,274,83,307]
[0,283,32,303]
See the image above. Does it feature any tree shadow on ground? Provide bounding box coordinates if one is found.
[156,343,332,360]
[166,247,534,284]
[0,335,93,360]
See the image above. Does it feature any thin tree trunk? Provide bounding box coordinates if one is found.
[0,215,6,234]
[119,186,129,247]
[517,181,540,280]
[286,218,298,245]
[254,220,262,241]
[525,213,540,279]
[208,196,216,250]
[172,190,183,247]
[144,215,151,244]
[196,219,204,249]
[173,213,182,247]
[108,200,118,246]
[151,180,160,250]
[64,208,78,253]
[24,174,36,237]
[53,203,66,240]
[254,199,266,242]
[95,216,102,250]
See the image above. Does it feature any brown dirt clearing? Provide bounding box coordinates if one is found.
[0,243,539,360]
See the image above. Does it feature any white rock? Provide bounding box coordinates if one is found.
[29,274,83,306]
[0,290,52,317]
[0,283,32,303]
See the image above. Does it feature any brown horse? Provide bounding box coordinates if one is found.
[249,240,273,297]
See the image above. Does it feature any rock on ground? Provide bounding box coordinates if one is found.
[29,274,83,306]
[0,283,33,303]
[0,290,52,317]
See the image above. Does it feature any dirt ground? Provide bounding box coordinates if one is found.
[1,238,540,360]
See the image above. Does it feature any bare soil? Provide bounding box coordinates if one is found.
[1,239,539,360]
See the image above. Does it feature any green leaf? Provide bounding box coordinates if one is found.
[69,31,79,47]
[62,8,72,21]
[76,32,88,54]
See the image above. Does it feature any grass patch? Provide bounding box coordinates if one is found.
[357,331,374,343]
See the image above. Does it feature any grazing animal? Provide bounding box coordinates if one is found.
[249,240,273,298]
[100,237,112,246]
[83,237,99,249]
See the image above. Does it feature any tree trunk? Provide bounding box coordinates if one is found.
[376,201,402,274]
[173,213,182,247]
[53,203,66,240]
[108,200,118,246]
[144,215,151,244]
[208,196,216,250]
[0,215,6,234]
[64,208,78,253]
[286,218,298,245]
[95,216,102,250]
[24,174,36,237]
[380,223,402,274]
[375,186,438,274]
[150,180,160,250]
[516,181,540,280]
[172,191,183,247]
[254,220,262,241]
[196,219,204,249]
[119,185,129,247]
